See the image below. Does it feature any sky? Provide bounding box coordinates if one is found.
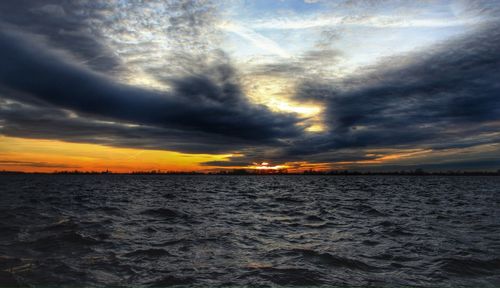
[0,0,499,172]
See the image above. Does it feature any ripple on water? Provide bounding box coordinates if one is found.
[140,208,189,219]
[0,175,498,287]
[248,266,325,285]
[437,257,500,276]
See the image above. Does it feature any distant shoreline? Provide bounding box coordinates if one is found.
[1,170,499,176]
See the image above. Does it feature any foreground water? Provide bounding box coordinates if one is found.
[0,175,499,287]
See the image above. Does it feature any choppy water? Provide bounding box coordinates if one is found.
[0,175,499,287]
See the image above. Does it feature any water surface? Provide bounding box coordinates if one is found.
[0,175,499,287]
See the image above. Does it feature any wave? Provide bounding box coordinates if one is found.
[437,257,500,276]
[147,275,194,287]
[248,266,325,285]
[271,248,379,272]
[140,208,189,219]
[28,231,101,250]
[124,248,172,258]
[1,174,498,286]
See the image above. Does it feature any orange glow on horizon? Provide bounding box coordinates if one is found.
[0,137,442,174]
[0,136,232,173]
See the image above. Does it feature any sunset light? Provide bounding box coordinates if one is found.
[1,1,499,287]
[0,0,498,172]
[251,162,288,171]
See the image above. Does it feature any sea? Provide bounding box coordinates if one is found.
[0,175,499,287]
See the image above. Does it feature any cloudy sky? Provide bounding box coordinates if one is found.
[0,0,499,172]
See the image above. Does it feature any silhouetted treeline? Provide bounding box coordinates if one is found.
[1,169,500,175]
[299,169,500,176]
[210,168,500,176]
[130,170,204,175]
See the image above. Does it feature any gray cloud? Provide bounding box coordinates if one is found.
[0,29,302,143]
[204,21,500,168]
[249,49,342,80]
[0,0,123,73]
[290,22,500,155]
[0,0,303,157]
[0,160,79,169]
[0,1,499,170]
[0,97,266,154]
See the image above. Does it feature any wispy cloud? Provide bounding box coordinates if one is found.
[0,0,499,171]
[219,21,292,58]
[248,14,481,30]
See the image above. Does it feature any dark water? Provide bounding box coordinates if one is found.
[1,175,499,287]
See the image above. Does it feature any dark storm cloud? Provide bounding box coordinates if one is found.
[0,29,301,143]
[290,22,500,156]
[0,0,220,78]
[347,159,500,172]
[0,98,261,154]
[0,0,302,155]
[0,160,79,169]
[201,148,378,168]
[0,0,122,73]
[0,0,499,170]
[204,21,500,168]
